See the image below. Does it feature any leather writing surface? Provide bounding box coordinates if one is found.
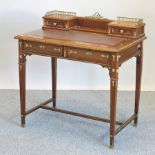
[23,29,126,46]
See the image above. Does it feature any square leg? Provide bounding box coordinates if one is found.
[134,46,143,125]
[19,41,26,127]
[51,57,57,107]
[109,67,119,148]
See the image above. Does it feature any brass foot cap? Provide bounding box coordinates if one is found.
[109,144,114,149]
[21,124,25,128]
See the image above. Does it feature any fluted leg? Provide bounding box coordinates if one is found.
[19,41,26,127]
[134,44,143,125]
[109,67,119,148]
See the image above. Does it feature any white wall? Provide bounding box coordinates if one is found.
[0,0,154,90]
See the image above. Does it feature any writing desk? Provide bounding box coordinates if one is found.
[15,11,146,148]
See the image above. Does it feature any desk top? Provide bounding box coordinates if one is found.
[16,29,145,52]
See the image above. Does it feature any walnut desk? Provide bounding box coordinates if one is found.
[15,11,146,148]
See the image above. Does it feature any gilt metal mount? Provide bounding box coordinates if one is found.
[87,12,104,19]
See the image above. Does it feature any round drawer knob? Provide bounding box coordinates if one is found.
[53,22,57,26]
[120,29,124,34]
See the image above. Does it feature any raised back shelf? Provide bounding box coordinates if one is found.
[42,10,145,38]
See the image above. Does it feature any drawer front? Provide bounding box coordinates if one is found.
[23,41,62,56]
[119,44,140,63]
[111,27,133,36]
[45,20,66,28]
[65,47,109,64]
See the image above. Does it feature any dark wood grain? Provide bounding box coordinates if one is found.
[51,57,57,107]
[134,43,143,125]
[18,41,26,127]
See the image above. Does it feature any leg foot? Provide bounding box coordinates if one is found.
[110,143,114,149]
[110,135,114,148]
[53,98,56,108]
[21,124,25,128]
[134,122,138,127]
[21,115,25,127]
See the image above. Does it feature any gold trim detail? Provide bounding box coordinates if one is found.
[64,51,67,57]
[112,55,121,62]
[111,68,119,73]
[112,80,115,87]
[120,29,124,34]
[112,69,115,73]
[52,22,57,26]
[111,77,118,87]
[112,80,118,87]
[110,135,113,138]
[19,65,22,72]
[85,51,92,56]
[117,55,121,62]
[101,54,109,59]
[137,44,141,49]
[19,55,22,59]
[117,17,143,26]
[45,10,76,17]
[87,12,104,19]
[25,43,32,48]
[112,55,115,61]
[25,51,110,67]
[134,32,137,37]
[53,47,61,52]
[65,25,68,29]
[40,45,45,49]
[69,50,78,54]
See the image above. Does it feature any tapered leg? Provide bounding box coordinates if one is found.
[134,45,143,125]
[19,41,26,127]
[51,57,57,107]
[109,67,119,148]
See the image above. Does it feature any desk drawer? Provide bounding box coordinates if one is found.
[65,47,109,64]
[111,27,133,36]
[45,20,65,28]
[23,41,62,56]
